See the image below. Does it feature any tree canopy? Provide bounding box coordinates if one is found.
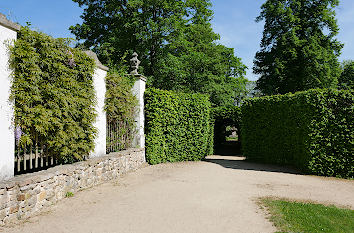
[254,0,343,95]
[339,60,354,90]
[70,0,247,106]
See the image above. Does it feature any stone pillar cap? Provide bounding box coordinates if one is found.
[130,74,146,82]
[0,13,21,31]
[84,50,109,71]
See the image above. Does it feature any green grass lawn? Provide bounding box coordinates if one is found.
[225,136,238,141]
[260,198,354,233]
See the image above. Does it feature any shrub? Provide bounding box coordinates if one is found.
[145,88,212,164]
[241,89,353,178]
[9,26,96,163]
[105,70,138,152]
[212,106,241,146]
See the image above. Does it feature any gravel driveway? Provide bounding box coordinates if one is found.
[1,155,353,233]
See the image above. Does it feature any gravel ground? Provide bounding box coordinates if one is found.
[1,155,353,233]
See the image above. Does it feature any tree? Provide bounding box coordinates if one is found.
[254,0,343,95]
[153,21,247,106]
[338,60,354,90]
[70,0,211,75]
[70,0,247,106]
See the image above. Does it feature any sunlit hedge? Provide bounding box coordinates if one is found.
[145,88,212,164]
[241,89,353,178]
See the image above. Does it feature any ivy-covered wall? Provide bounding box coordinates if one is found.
[9,26,97,163]
[241,89,353,178]
[145,88,212,164]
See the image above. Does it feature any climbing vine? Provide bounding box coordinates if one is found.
[105,69,138,152]
[9,26,97,163]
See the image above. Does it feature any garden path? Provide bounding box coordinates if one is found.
[1,154,353,233]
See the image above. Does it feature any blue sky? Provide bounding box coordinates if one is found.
[1,0,353,81]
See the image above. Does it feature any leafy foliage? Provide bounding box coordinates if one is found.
[70,0,247,107]
[70,0,195,73]
[339,60,354,90]
[145,88,212,164]
[212,106,241,147]
[241,89,353,178]
[65,192,74,198]
[152,29,248,107]
[105,70,138,152]
[9,26,97,163]
[254,0,342,95]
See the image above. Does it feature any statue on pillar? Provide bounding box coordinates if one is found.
[130,52,141,76]
[129,52,146,148]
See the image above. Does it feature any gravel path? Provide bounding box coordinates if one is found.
[1,155,353,233]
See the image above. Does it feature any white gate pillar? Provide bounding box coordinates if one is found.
[84,51,108,157]
[132,75,146,148]
[0,14,20,181]
[130,53,146,148]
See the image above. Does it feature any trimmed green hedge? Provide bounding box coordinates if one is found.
[212,106,241,146]
[145,88,212,164]
[241,89,353,178]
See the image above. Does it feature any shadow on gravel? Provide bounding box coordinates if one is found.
[214,141,243,157]
[204,158,301,175]
[207,141,301,175]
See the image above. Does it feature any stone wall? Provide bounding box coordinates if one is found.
[0,148,146,225]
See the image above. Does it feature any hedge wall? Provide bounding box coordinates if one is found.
[212,106,241,146]
[145,88,212,164]
[241,89,353,178]
[9,26,96,163]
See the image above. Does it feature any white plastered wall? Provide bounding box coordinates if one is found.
[0,25,16,181]
[91,67,107,157]
[132,76,146,148]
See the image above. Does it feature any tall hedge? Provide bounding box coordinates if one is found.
[9,26,97,163]
[241,89,353,178]
[145,88,212,164]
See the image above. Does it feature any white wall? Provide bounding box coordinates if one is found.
[0,25,16,181]
[91,67,107,157]
[132,76,146,148]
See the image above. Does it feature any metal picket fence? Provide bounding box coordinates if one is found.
[14,137,57,175]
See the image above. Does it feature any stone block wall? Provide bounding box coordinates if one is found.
[0,148,146,225]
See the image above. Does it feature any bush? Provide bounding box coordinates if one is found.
[9,26,96,163]
[241,89,353,178]
[212,106,241,146]
[145,88,212,164]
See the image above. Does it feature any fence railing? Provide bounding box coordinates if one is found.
[106,119,134,154]
[14,139,57,175]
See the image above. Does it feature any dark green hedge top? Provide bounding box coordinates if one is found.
[212,105,241,127]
